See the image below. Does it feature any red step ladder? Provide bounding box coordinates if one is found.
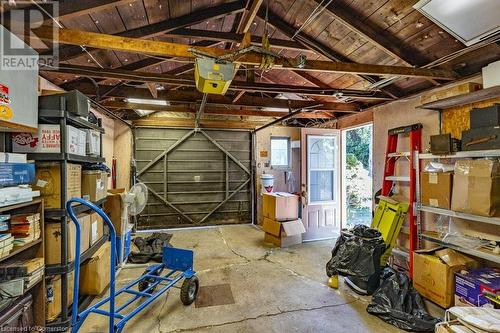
[382,123,422,278]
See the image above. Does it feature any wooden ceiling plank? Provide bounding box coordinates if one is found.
[312,0,430,67]
[256,8,405,97]
[32,26,456,79]
[46,0,246,61]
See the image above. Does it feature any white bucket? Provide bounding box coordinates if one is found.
[260,174,274,194]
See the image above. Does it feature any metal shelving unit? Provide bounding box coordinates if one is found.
[25,94,109,332]
[416,149,500,264]
[420,232,500,264]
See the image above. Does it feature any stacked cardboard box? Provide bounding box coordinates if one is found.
[79,242,111,295]
[451,159,500,217]
[413,247,478,308]
[455,267,500,307]
[45,213,91,265]
[420,172,453,209]
[82,170,108,202]
[33,162,82,209]
[262,193,304,247]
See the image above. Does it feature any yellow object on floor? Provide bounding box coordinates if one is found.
[371,196,409,266]
[328,275,339,289]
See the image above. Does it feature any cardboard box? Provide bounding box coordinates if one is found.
[45,214,90,265]
[264,233,302,247]
[67,125,86,156]
[33,162,81,209]
[89,212,104,245]
[413,248,478,308]
[0,163,35,187]
[103,189,127,235]
[12,124,87,156]
[0,153,26,163]
[46,272,74,322]
[79,242,110,295]
[451,159,500,216]
[85,129,101,156]
[82,170,108,202]
[455,268,500,307]
[421,172,453,209]
[263,217,305,247]
[262,192,299,221]
[12,124,60,153]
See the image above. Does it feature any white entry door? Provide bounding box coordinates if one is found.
[301,128,341,241]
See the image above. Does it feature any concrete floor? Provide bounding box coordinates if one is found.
[80,225,408,333]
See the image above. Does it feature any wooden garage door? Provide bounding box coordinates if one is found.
[134,127,253,229]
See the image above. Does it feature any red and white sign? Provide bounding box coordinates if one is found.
[12,124,61,153]
[0,84,13,120]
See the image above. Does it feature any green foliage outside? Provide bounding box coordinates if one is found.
[345,125,373,226]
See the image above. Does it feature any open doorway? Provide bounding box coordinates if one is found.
[341,124,373,228]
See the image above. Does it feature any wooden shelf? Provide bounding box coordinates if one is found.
[417,85,500,110]
[0,199,42,213]
[0,238,42,264]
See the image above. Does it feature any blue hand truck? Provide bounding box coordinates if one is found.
[66,198,199,333]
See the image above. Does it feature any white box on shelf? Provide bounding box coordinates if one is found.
[67,125,86,156]
[0,153,27,163]
[85,129,101,156]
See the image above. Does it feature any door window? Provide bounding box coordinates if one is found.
[308,135,336,203]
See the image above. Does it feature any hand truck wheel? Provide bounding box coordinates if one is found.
[180,276,199,305]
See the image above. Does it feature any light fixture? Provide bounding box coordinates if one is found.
[135,109,156,117]
[126,98,169,106]
[414,0,500,46]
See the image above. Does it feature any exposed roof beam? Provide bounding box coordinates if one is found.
[44,0,246,61]
[133,118,266,129]
[103,101,334,118]
[32,26,456,79]
[256,9,407,97]
[238,0,264,33]
[60,40,217,91]
[312,0,430,67]
[163,28,309,52]
[45,64,392,100]
[73,83,360,112]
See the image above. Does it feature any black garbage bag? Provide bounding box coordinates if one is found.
[326,225,386,278]
[128,233,173,263]
[366,268,441,332]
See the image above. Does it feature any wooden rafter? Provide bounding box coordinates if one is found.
[32,26,456,79]
[43,1,246,62]
[238,0,264,34]
[44,63,392,100]
[102,101,336,119]
[71,83,360,112]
